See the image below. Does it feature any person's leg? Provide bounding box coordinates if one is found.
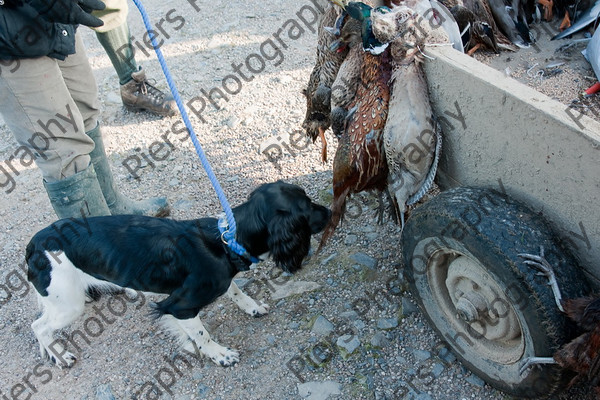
[61,32,170,217]
[92,0,177,117]
[94,19,138,85]
[58,29,102,133]
[0,39,110,218]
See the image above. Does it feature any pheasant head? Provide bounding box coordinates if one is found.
[329,1,393,54]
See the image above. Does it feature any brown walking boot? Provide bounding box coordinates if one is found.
[120,66,178,117]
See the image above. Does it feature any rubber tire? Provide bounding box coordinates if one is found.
[402,187,590,398]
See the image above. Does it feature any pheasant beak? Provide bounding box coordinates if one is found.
[329,0,348,9]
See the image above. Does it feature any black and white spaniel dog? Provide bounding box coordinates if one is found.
[26,181,330,368]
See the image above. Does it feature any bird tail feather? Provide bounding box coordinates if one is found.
[317,186,351,253]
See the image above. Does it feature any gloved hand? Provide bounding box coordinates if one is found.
[28,0,106,28]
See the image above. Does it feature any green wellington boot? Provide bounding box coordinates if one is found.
[44,164,111,219]
[87,124,170,217]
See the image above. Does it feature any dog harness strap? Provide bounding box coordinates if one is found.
[217,218,261,264]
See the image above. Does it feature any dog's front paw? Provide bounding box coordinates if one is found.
[250,302,270,318]
[209,345,240,367]
[49,350,77,369]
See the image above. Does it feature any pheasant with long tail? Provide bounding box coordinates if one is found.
[318,1,394,250]
[319,1,447,250]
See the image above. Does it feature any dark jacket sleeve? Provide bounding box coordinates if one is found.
[0,4,76,60]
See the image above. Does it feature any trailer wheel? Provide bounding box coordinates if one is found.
[402,187,589,398]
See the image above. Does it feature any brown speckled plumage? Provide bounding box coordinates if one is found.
[319,49,392,249]
[554,297,600,394]
[330,18,363,137]
[368,5,443,225]
[302,4,348,163]
[302,0,392,162]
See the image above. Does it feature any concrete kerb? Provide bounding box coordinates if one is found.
[424,43,600,278]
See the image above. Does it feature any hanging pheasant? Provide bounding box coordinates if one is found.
[302,0,401,162]
[318,1,394,250]
[369,2,446,227]
[301,3,348,163]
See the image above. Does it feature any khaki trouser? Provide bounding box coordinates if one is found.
[0,31,99,182]
[92,0,129,33]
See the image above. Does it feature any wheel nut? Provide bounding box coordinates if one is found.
[456,297,480,323]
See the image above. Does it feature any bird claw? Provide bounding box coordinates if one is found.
[518,246,552,276]
[345,105,358,122]
[400,211,406,231]
[519,356,557,375]
[324,9,348,37]
[519,357,535,375]
[329,38,343,52]
[521,258,553,276]
[518,246,564,312]
[333,9,347,35]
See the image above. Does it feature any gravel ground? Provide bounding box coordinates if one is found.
[0,1,597,399]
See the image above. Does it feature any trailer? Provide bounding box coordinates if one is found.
[400,46,600,398]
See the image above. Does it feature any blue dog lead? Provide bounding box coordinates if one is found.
[131,0,259,264]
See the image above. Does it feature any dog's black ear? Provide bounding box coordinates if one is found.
[267,210,312,273]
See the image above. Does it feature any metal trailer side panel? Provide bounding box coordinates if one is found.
[423,46,600,287]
